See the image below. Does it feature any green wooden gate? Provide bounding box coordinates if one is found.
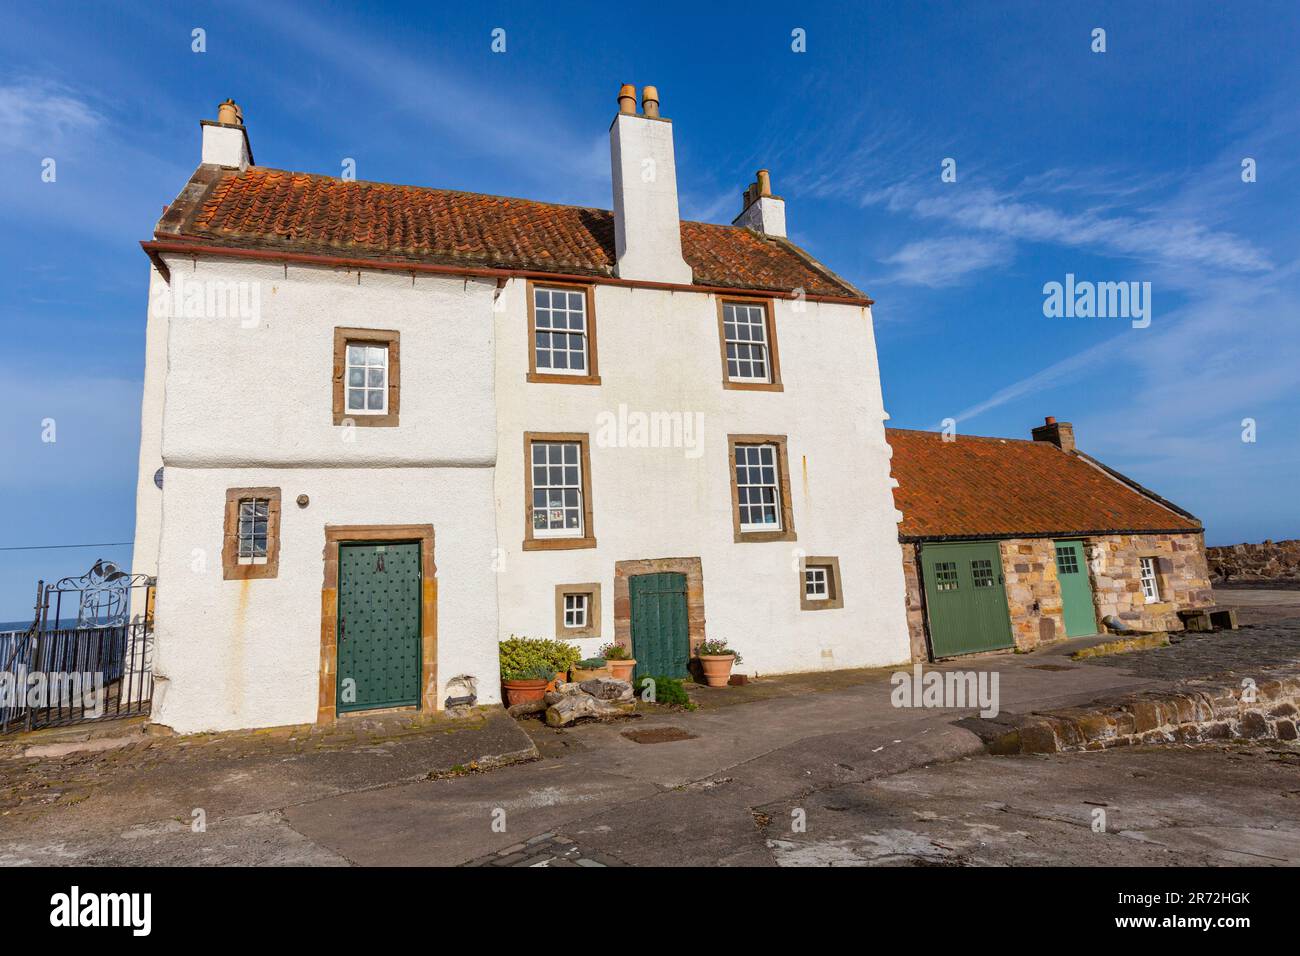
[1053,540,1098,637]
[629,572,689,680]
[337,542,422,713]
[920,541,1014,658]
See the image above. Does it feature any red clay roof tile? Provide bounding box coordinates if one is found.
[887,428,1201,539]
[159,166,863,300]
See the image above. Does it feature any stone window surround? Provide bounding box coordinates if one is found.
[522,431,597,551]
[612,557,706,658]
[800,555,844,610]
[526,280,601,386]
[716,294,783,391]
[318,524,437,724]
[333,327,400,427]
[554,582,602,638]
[727,434,797,543]
[222,486,282,580]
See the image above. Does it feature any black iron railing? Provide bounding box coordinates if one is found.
[0,622,153,734]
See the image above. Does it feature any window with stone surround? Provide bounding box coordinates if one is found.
[222,487,281,580]
[554,583,601,637]
[527,282,600,385]
[333,328,400,426]
[524,433,596,550]
[800,556,844,611]
[728,435,796,542]
[717,298,782,391]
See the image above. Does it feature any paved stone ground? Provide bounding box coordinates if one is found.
[1085,617,1300,681]
[759,740,1300,866]
[2,595,1298,866]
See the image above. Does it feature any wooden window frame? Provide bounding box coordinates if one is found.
[523,431,596,550]
[800,556,844,611]
[1139,555,1162,603]
[727,434,797,543]
[222,486,282,580]
[716,295,783,392]
[527,280,600,385]
[554,583,602,638]
[333,327,400,427]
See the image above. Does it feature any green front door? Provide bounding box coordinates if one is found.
[1054,540,1098,637]
[920,541,1014,658]
[629,572,689,680]
[337,542,422,713]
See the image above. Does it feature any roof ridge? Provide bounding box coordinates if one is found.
[885,426,1040,444]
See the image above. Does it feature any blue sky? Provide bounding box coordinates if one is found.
[1,1,1297,618]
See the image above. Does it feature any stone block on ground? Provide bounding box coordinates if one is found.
[578,678,634,701]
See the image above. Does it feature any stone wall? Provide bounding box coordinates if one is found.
[900,530,1213,661]
[1206,538,1300,583]
[1088,532,1213,631]
[999,539,1066,652]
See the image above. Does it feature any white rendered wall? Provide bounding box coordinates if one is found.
[150,464,499,733]
[146,257,500,732]
[130,264,170,580]
[493,279,912,673]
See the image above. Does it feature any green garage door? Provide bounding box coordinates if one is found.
[920,541,1014,658]
[337,542,422,713]
[1054,540,1098,637]
[629,572,690,680]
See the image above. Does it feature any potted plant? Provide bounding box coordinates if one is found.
[571,657,609,681]
[599,643,636,681]
[696,638,743,688]
[501,663,555,707]
[538,638,581,687]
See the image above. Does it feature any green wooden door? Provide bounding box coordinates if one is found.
[337,542,422,713]
[1054,540,1098,637]
[920,542,1014,658]
[629,572,689,680]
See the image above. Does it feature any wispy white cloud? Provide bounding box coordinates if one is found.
[881,234,1014,287]
[0,79,102,149]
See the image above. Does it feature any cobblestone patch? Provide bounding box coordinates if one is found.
[462,832,630,867]
[1080,618,1300,680]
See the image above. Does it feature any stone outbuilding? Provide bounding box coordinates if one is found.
[888,418,1213,661]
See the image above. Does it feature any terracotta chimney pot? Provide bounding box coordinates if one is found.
[617,83,637,114]
[216,99,243,126]
[641,85,660,118]
[756,169,772,197]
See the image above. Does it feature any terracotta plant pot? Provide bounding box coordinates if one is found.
[546,671,567,691]
[502,678,548,707]
[698,654,736,688]
[606,658,636,682]
[571,664,610,682]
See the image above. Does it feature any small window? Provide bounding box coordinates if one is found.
[1054,545,1080,576]
[805,567,829,600]
[333,328,399,426]
[800,557,844,610]
[735,444,781,531]
[535,287,587,374]
[345,343,388,414]
[1139,557,1161,602]
[525,434,596,550]
[724,303,770,382]
[971,559,996,588]
[527,283,599,385]
[222,487,281,580]
[564,593,588,628]
[718,299,782,390]
[237,498,271,564]
[934,561,959,591]
[532,441,583,538]
[728,435,796,542]
[554,583,601,636]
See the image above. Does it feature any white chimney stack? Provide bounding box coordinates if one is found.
[201,99,252,170]
[609,84,693,285]
[732,169,786,238]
